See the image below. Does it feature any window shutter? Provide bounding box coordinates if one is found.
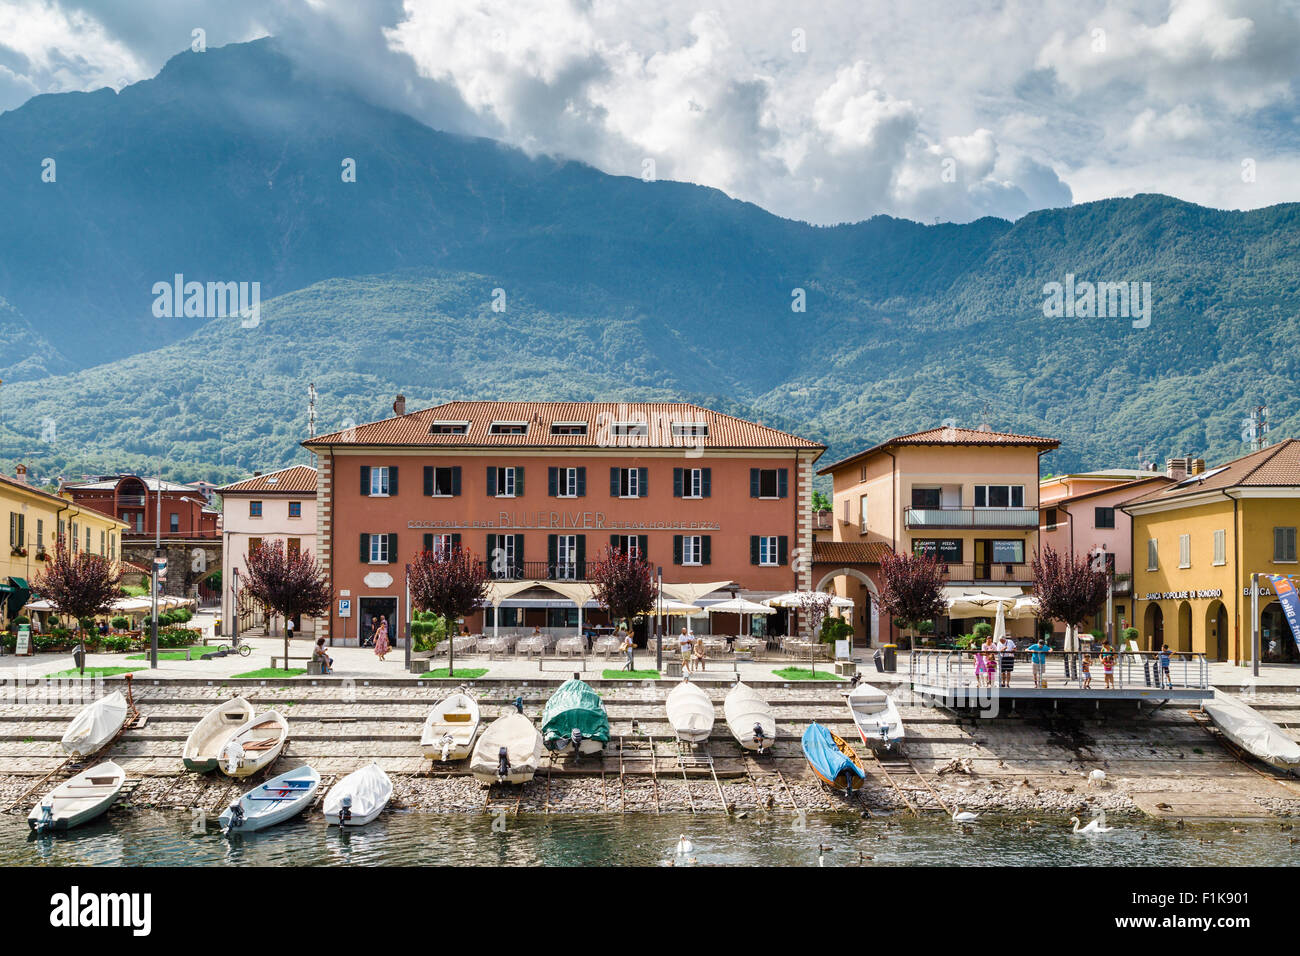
[548,534,558,574]
[423,533,433,553]
[361,533,369,563]
[576,467,587,497]
[576,535,586,578]
[703,468,711,498]
[610,467,620,497]
[487,467,498,496]
[451,533,461,551]
[778,536,789,565]
[610,534,620,551]
[513,535,524,569]
[361,465,371,496]
[750,468,760,498]
[750,535,760,565]
[387,533,398,563]
[516,467,524,495]
[702,535,712,565]
[673,535,683,565]
[451,467,462,496]
[487,534,497,562]
[778,469,788,498]
[389,466,398,496]
[548,467,558,497]
[639,467,648,497]
[673,468,683,497]
[423,466,433,496]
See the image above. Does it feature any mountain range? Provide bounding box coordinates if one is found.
[0,37,1297,488]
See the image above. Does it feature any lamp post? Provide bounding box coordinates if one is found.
[150,466,162,669]
[655,566,663,672]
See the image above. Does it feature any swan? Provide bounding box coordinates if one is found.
[1088,769,1107,786]
[1069,812,1115,835]
[952,807,979,823]
[676,835,693,856]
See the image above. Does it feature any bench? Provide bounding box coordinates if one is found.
[270,656,313,670]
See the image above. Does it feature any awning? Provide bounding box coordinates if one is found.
[6,577,31,617]
[484,580,596,608]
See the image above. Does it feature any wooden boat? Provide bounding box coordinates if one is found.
[801,722,866,793]
[218,711,289,778]
[469,703,545,785]
[28,761,125,832]
[182,697,255,772]
[666,681,714,743]
[323,762,393,827]
[420,691,481,761]
[1203,693,1300,773]
[846,682,905,751]
[219,765,321,834]
[540,679,610,755]
[723,681,776,753]
[61,691,128,757]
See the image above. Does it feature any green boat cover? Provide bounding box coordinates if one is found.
[540,679,610,746]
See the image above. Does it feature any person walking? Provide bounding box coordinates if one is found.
[1159,643,1172,688]
[619,626,636,672]
[374,615,391,661]
[1100,640,1117,689]
[679,626,693,675]
[1027,636,1051,688]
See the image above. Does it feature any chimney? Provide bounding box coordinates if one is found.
[1166,457,1189,481]
[14,463,28,484]
[253,470,263,477]
[1191,458,1205,476]
[393,394,407,416]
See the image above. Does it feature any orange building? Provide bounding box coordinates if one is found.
[303,400,824,645]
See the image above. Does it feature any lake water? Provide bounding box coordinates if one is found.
[2,810,1295,866]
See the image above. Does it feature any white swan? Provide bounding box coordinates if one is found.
[952,807,979,823]
[1069,811,1115,835]
[676,835,693,856]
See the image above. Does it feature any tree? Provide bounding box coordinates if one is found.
[240,540,331,667]
[589,546,656,630]
[878,549,947,644]
[409,545,489,677]
[33,540,123,675]
[811,490,832,513]
[796,590,834,640]
[1032,545,1109,640]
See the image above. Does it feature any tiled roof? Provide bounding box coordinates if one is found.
[120,560,153,575]
[0,473,69,507]
[63,476,200,492]
[818,426,1059,475]
[1123,439,1300,506]
[813,540,892,564]
[217,465,318,495]
[303,402,824,451]
[1050,475,1173,506]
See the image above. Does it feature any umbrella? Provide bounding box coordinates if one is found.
[765,590,854,608]
[992,601,1007,643]
[706,597,775,641]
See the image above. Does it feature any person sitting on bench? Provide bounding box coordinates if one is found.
[313,638,333,675]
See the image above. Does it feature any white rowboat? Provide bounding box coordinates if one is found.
[220,765,321,834]
[665,681,715,743]
[218,711,289,778]
[1203,691,1300,773]
[323,762,393,827]
[846,682,905,751]
[61,691,128,757]
[420,692,481,761]
[469,710,545,785]
[182,697,255,772]
[724,682,776,753]
[28,761,126,832]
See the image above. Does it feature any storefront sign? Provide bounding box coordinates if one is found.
[1267,575,1300,652]
[1141,589,1223,601]
[15,625,30,656]
[407,511,720,532]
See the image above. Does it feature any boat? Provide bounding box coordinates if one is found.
[218,711,289,778]
[323,762,393,827]
[723,681,776,752]
[666,681,715,743]
[182,696,255,772]
[1203,692,1300,773]
[540,679,610,755]
[469,700,545,785]
[28,761,126,832]
[219,765,321,834]
[61,691,128,757]
[801,722,866,793]
[846,682,905,751]
[420,691,481,761]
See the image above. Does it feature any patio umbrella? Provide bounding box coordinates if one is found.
[765,590,854,608]
[705,597,775,640]
[946,591,1019,619]
[992,600,1008,643]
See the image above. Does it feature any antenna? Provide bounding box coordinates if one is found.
[979,400,992,431]
[308,383,318,438]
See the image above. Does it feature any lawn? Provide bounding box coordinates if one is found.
[46,666,145,679]
[125,646,208,661]
[231,667,307,679]
[602,669,661,680]
[422,668,488,680]
[771,667,842,681]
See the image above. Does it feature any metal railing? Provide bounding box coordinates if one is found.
[909,647,1210,691]
[905,506,1040,530]
[936,563,1033,584]
[475,560,587,581]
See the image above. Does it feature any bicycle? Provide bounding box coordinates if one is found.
[208,639,252,658]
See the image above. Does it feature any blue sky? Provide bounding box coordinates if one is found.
[1,0,1297,225]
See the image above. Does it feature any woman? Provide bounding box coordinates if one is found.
[374,615,391,661]
[313,637,333,675]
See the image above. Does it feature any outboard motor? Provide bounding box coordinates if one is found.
[338,795,353,827]
[512,696,524,714]
[34,801,54,833]
[439,733,454,762]
[849,671,863,688]
[569,728,584,755]
[497,745,511,780]
[753,722,767,754]
[224,801,245,834]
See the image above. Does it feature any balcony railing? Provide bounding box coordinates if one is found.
[116,495,147,507]
[938,563,1033,584]
[905,506,1040,530]
[123,529,221,540]
[474,559,587,582]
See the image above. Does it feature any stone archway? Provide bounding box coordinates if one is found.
[1205,599,1229,662]
[813,566,880,648]
[1176,600,1193,653]
[1143,603,1164,652]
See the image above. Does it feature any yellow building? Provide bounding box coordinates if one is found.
[1121,441,1300,663]
[2,465,128,626]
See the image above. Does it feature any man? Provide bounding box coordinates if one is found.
[286,617,295,641]
[998,635,1017,688]
[1027,635,1051,688]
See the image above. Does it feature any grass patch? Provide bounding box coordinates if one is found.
[771,667,842,682]
[46,666,145,679]
[602,669,661,680]
[125,646,208,661]
[423,668,488,680]
[231,667,307,679]
[120,584,149,597]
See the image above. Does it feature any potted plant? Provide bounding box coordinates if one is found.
[10,546,27,558]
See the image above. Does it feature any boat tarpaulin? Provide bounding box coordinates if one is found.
[1203,691,1300,771]
[540,679,610,746]
[801,722,864,785]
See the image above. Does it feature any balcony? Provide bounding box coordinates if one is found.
[123,529,221,541]
[474,560,587,582]
[904,506,1040,530]
[116,495,147,507]
[938,563,1033,585]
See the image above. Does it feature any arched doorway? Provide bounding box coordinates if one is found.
[1143,603,1164,652]
[1176,601,1193,653]
[1205,600,1228,662]
[1261,601,1299,663]
[814,567,879,649]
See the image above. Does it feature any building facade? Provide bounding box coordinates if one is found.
[1122,441,1300,662]
[217,465,318,637]
[303,400,824,646]
[2,466,128,626]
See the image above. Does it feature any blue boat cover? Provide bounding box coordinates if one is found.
[801,722,864,784]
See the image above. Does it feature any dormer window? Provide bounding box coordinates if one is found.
[551,422,588,436]
[430,421,469,435]
[489,421,528,435]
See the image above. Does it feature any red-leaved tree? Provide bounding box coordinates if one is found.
[878,549,947,644]
[33,540,123,674]
[589,547,656,631]
[409,546,489,677]
[1032,544,1109,638]
[240,541,331,666]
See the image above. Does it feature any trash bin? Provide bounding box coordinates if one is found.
[72,646,85,672]
[872,649,884,673]
[881,644,898,673]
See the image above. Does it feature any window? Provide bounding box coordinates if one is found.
[673,467,709,499]
[611,534,647,560]
[363,465,393,497]
[1179,533,1191,569]
[489,421,528,435]
[85,526,90,553]
[70,522,79,552]
[1044,507,1059,531]
[487,534,522,578]
[991,540,1024,564]
[249,537,262,556]
[750,468,788,499]
[555,534,579,580]
[911,487,941,509]
[100,529,105,556]
[8,512,23,549]
[249,500,263,517]
[288,501,302,518]
[423,533,454,558]
[612,467,647,498]
[365,533,394,564]
[550,422,588,436]
[169,512,180,533]
[35,518,43,549]
[429,421,469,435]
[425,466,460,497]
[1147,538,1158,571]
[678,535,704,565]
[1275,527,1298,563]
[287,537,301,560]
[751,535,787,566]
[1094,507,1115,529]
[913,539,962,563]
[974,485,1025,508]
[488,466,522,498]
[549,466,585,498]
[1213,529,1226,566]
[109,533,116,561]
[859,494,869,534]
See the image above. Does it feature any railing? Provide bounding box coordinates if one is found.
[909,647,1210,692]
[123,529,221,540]
[905,506,1040,530]
[937,563,1034,584]
[115,495,147,507]
[474,560,587,582]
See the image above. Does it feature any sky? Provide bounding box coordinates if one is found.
[0,0,1297,225]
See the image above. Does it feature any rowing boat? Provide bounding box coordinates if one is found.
[801,722,866,793]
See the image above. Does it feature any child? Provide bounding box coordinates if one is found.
[1101,642,1115,689]
[974,647,990,687]
[1081,655,1092,689]
[1159,643,1172,688]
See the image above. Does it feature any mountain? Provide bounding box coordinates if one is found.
[0,38,1297,486]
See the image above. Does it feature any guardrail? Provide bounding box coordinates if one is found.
[909,647,1210,691]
